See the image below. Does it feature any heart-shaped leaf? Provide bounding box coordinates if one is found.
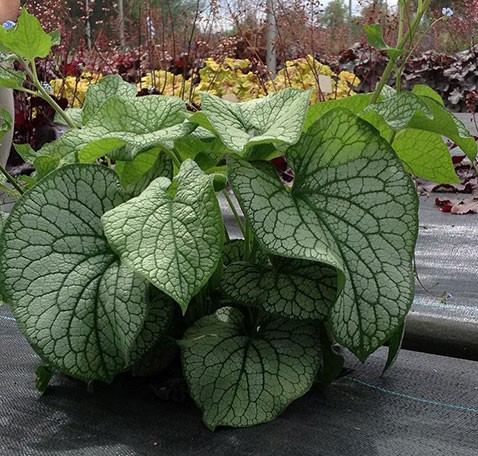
[0,165,150,382]
[102,159,224,312]
[180,307,321,430]
[200,88,310,155]
[82,75,138,124]
[229,108,418,360]
[222,258,336,320]
[40,95,193,163]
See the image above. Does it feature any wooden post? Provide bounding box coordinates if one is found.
[266,0,277,76]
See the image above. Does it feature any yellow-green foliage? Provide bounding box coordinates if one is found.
[50,56,359,107]
[50,73,103,108]
[268,55,359,102]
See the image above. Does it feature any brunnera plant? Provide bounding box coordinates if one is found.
[0,9,476,430]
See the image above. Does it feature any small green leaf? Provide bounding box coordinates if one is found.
[82,75,137,124]
[364,24,403,60]
[393,129,459,183]
[48,29,61,46]
[0,165,150,382]
[180,307,321,430]
[0,65,25,89]
[0,9,52,59]
[229,108,418,360]
[35,365,54,393]
[366,92,433,130]
[102,160,224,312]
[201,88,310,154]
[411,85,444,105]
[382,323,405,375]
[364,24,388,49]
[222,258,336,320]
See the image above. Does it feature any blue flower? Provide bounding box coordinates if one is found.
[2,20,16,31]
[42,82,53,93]
[441,7,454,17]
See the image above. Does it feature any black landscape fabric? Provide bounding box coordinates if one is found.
[1,193,478,455]
[1,304,478,456]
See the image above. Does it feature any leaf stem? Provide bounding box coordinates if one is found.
[0,162,23,195]
[164,148,181,169]
[22,59,78,129]
[222,189,246,238]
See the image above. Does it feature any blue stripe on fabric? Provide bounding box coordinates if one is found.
[347,377,478,414]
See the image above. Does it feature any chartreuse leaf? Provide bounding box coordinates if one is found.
[0,165,150,383]
[180,307,321,430]
[82,75,138,125]
[229,108,418,360]
[40,95,193,163]
[200,88,310,155]
[365,92,433,130]
[222,258,336,320]
[407,97,477,161]
[102,160,224,313]
[393,129,459,183]
[0,9,52,59]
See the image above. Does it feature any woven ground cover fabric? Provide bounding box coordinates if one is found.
[1,304,477,456]
[405,196,478,359]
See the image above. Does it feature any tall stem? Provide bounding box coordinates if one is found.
[370,0,432,103]
[22,60,78,129]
